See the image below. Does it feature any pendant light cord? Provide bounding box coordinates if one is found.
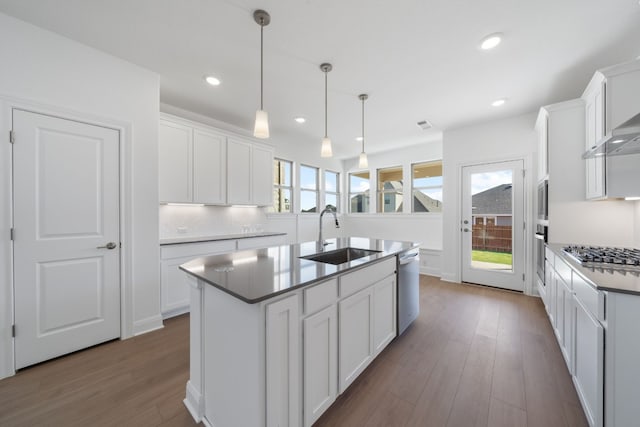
[260,21,264,110]
[324,70,328,138]
[361,97,365,153]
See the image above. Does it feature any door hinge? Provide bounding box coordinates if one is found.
[522,169,525,178]
[522,273,526,281]
[9,130,15,144]
[12,324,15,338]
[523,221,526,230]
[10,228,14,241]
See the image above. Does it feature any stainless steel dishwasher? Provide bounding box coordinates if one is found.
[397,248,420,335]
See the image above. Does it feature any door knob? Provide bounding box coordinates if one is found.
[97,242,117,250]
[463,220,469,224]
[463,228,470,232]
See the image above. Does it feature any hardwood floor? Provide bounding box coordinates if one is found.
[0,276,588,427]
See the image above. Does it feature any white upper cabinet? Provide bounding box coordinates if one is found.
[581,60,640,200]
[535,109,549,182]
[159,121,192,203]
[159,114,274,206]
[227,136,274,206]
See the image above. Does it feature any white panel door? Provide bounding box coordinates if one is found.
[252,144,274,206]
[159,120,192,203]
[13,110,120,369]
[303,305,337,427]
[193,129,226,204]
[461,160,525,291]
[227,138,252,205]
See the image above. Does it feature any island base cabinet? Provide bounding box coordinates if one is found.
[338,287,374,394]
[303,305,337,427]
[266,295,300,427]
[573,297,603,427]
[373,276,397,356]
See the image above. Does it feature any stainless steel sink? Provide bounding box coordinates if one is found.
[300,247,381,265]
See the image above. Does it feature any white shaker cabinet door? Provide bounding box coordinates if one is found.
[193,129,226,204]
[227,138,252,205]
[160,257,192,317]
[584,81,605,200]
[373,275,396,356]
[266,295,300,427]
[303,305,337,427]
[252,143,274,206]
[159,120,192,203]
[338,287,374,394]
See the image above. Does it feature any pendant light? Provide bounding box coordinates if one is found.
[358,94,369,168]
[253,10,270,139]
[320,63,333,157]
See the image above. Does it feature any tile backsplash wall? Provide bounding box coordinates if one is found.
[159,205,268,239]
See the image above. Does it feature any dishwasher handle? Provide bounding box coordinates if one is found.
[399,252,419,265]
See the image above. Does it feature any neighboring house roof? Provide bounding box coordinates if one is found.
[472,184,512,215]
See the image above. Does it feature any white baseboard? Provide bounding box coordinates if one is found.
[132,314,164,336]
[184,380,204,423]
[162,306,190,320]
[440,272,458,283]
[419,248,442,278]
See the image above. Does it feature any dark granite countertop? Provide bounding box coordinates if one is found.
[547,243,640,296]
[160,231,286,246]
[180,237,419,303]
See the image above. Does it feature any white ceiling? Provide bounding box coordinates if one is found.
[1,0,639,158]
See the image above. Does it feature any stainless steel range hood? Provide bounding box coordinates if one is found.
[583,112,640,159]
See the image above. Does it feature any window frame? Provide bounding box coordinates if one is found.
[411,160,443,213]
[348,171,371,214]
[299,164,319,213]
[323,169,340,212]
[272,157,293,213]
[377,166,404,214]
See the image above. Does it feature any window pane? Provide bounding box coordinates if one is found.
[412,189,443,212]
[413,162,442,183]
[300,165,318,190]
[300,190,317,212]
[325,193,337,211]
[350,193,370,213]
[379,191,403,213]
[350,171,370,192]
[377,166,403,192]
[273,188,292,213]
[325,171,338,193]
[273,159,291,186]
[413,176,443,188]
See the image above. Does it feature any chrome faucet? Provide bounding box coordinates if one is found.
[319,207,340,247]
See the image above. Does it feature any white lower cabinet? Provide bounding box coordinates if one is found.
[303,304,337,427]
[373,275,397,356]
[338,286,374,394]
[573,296,603,427]
[266,295,300,427]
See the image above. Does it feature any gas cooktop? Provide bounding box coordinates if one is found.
[563,245,640,270]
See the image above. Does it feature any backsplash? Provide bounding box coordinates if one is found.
[159,205,268,239]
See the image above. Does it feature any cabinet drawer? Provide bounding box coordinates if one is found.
[555,257,572,290]
[573,274,605,321]
[339,257,396,298]
[304,278,338,316]
[237,234,285,250]
[545,247,555,267]
[160,240,236,260]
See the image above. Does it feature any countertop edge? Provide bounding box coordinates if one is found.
[160,231,287,246]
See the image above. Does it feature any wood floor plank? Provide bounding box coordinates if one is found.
[0,276,587,427]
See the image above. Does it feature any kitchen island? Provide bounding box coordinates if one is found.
[179,237,417,427]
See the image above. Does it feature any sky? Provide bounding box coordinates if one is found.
[471,170,512,195]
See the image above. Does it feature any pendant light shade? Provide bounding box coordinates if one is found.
[320,63,333,158]
[358,94,369,168]
[253,10,270,139]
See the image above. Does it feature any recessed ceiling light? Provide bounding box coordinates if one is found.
[611,139,625,144]
[294,117,306,124]
[204,75,221,86]
[355,136,363,142]
[480,33,503,50]
[491,98,507,107]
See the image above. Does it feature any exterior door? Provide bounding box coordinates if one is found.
[461,160,525,291]
[13,109,121,369]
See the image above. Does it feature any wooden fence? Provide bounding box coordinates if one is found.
[472,224,512,253]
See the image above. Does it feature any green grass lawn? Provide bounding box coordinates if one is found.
[472,250,512,265]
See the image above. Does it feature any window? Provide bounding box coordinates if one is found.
[324,170,340,212]
[377,166,404,213]
[272,158,292,213]
[412,161,443,212]
[300,165,319,213]
[349,171,370,213]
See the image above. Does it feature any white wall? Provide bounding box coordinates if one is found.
[441,113,537,288]
[0,12,160,378]
[635,202,640,247]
